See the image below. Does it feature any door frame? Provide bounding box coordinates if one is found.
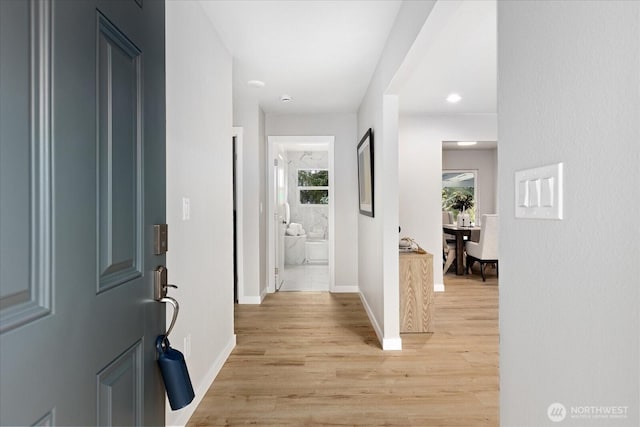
[266,136,335,293]
[232,127,245,303]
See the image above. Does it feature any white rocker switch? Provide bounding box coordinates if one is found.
[515,162,563,220]
[517,180,529,207]
[527,179,540,207]
[540,177,554,207]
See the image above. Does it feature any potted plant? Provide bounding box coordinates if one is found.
[450,191,474,226]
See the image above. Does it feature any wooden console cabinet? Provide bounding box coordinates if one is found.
[399,251,434,333]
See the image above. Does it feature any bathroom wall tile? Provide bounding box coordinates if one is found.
[284,235,306,265]
[286,150,329,237]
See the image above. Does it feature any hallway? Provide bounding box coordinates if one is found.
[188,274,498,426]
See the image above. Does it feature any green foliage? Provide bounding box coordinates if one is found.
[442,188,476,222]
[298,170,328,187]
[300,190,329,205]
[299,169,329,205]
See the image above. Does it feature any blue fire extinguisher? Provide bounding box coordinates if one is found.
[155,290,194,411]
[156,334,195,410]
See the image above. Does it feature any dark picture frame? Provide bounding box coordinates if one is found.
[357,128,374,217]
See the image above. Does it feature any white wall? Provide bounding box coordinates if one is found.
[499,2,639,425]
[233,90,267,302]
[265,114,358,290]
[166,2,235,425]
[399,114,497,290]
[357,1,436,350]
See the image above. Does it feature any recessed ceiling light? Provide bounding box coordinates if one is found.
[247,80,265,88]
[446,93,462,103]
[280,94,292,103]
[457,141,477,146]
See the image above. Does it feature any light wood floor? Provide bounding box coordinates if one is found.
[188,270,499,426]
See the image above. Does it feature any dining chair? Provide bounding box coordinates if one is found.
[465,214,499,281]
[442,210,455,242]
[443,234,457,274]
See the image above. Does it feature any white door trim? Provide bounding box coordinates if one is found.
[232,127,245,303]
[266,135,335,293]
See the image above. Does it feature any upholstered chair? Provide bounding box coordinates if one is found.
[465,214,499,281]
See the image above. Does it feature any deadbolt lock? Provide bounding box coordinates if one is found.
[153,224,168,255]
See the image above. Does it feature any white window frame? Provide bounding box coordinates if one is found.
[297,168,329,207]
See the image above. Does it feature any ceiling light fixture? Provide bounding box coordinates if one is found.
[280,94,292,103]
[446,93,462,103]
[247,80,265,88]
[457,141,477,146]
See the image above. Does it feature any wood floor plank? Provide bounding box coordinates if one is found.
[187,273,498,426]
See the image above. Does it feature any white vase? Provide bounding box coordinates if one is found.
[457,210,470,227]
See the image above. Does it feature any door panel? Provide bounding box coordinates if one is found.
[274,157,286,289]
[276,159,286,287]
[0,1,166,425]
[97,12,143,292]
[0,0,52,333]
[97,340,143,427]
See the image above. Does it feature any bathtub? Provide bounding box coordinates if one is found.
[305,239,328,264]
[285,234,306,265]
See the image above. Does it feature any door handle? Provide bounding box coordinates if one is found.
[159,296,179,338]
[154,266,180,338]
[154,265,178,300]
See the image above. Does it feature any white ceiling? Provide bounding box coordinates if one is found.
[398,0,496,114]
[200,0,402,114]
[199,0,496,115]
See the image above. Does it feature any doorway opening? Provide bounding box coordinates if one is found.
[267,136,335,293]
[442,141,498,281]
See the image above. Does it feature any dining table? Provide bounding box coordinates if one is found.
[443,224,481,275]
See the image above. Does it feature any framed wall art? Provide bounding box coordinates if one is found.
[357,128,374,217]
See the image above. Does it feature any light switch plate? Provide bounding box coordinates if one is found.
[515,163,563,219]
[182,197,190,221]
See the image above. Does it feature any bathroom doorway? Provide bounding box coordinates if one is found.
[267,136,335,293]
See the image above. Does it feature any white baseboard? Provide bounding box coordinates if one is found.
[434,283,445,292]
[166,334,236,427]
[238,295,261,304]
[382,336,402,350]
[331,285,359,293]
[358,292,383,346]
[238,286,268,304]
[358,292,402,351]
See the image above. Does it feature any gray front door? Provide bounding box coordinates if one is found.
[0,0,166,425]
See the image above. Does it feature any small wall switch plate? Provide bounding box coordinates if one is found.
[184,334,191,358]
[515,163,563,219]
[182,197,190,221]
